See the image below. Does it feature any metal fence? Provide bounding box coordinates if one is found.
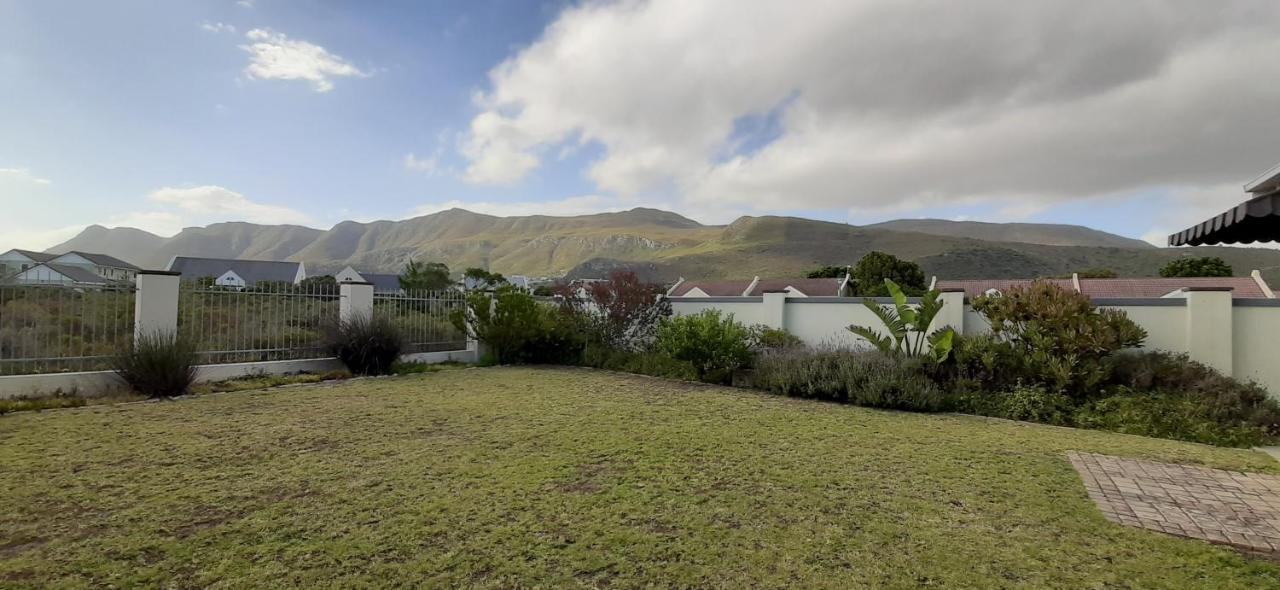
[178,282,339,364]
[0,283,136,375]
[374,288,468,353]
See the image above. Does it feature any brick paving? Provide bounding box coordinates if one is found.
[1068,451,1280,553]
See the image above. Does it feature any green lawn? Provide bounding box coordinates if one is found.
[3,367,1279,588]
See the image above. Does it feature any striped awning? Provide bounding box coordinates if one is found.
[1168,193,1280,246]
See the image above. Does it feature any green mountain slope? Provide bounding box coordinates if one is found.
[866,218,1156,249]
[46,208,1280,284]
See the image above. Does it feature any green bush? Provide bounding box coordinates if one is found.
[454,287,584,365]
[753,348,944,411]
[111,331,199,398]
[970,282,1145,396]
[1075,390,1273,448]
[325,314,404,375]
[751,326,804,351]
[654,310,754,384]
[583,343,699,380]
[994,384,1074,426]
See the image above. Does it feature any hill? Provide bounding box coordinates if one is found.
[46,208,1280,284]
[865,219,1156,249]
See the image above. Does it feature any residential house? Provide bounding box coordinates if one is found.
[933,273,1276,299]
[335,266,403,293]
[46,251,140,283]
[8,263,111,286]
[0,249,56,277]
[1,249,140,285]
[167,256,306,288]
[668,276,852,297]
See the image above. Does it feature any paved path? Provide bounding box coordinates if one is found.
[1069,451,1280,554]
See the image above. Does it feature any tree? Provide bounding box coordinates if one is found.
[1047,268,1118,279]
[806,265,848,278]
[399,260,452,291]
[557,270,671,351]
[463,267,508,291]
[850,251,926,296]
[1160,256,1233,278]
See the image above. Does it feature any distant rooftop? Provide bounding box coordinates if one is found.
[168,256,302,285]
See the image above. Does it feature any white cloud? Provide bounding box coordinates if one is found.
[460,0,1280,223]
[0,224,84,251]
[200,21,236,34]
[0,167,51,185]
[408,195,624,219]
[147,185,314,226]
[236,0,255,8]
[240,28,367,93]
[403,152,440,174]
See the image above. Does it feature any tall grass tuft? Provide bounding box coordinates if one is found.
[111,331,199,398]
[326,314,404,375]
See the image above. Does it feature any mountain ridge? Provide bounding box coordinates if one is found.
[46,207,1280,284]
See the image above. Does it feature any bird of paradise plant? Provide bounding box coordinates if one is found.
[847,279,954,362]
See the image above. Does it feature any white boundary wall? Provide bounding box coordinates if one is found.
[0,275,476,398]
[670,289,1280,397]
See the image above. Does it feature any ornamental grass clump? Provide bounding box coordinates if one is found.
[111,331,199,398]
[326,314,404,375]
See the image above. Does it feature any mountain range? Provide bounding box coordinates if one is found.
[48,208,1280,284]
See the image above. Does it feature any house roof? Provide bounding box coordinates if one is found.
[361,273,403,293]
[669,280,752,297]
[936,277,1271,299]
[168,256,302,285]
[5,249,57,263]
[25,263,110,284]
[671,277,846,297]
[747,278,845,296]
[57,251,140,270]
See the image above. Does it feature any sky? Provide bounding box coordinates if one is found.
[3,0,1280,250]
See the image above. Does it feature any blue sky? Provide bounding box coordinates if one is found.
[3,1,1279,249]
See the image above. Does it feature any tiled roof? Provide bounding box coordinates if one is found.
[361,273,403,293]
[936,277,1272,299]
[1079,277,1268,299]
[670,280,752,297]
[168,256,302,285]
[748,278,845,296]
[935,279,1074,298]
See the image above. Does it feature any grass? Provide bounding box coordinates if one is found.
[2,367,1279,587]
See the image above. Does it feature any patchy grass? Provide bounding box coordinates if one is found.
[0,391,144,416]
[2,367,1279,587]
[189,370,353,395]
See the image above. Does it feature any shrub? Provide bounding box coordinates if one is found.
[994,384,1074,426]
[556,271,670,351]
[111,331,199,398]
[971,281,1145,396]
[848,279,954,361]
[1075,390,1274,448]
[454,286,584,364]
[583,343,699,380]
[850,251,926,296]
[753,348,944,411]
[325,314,404,375]
[750,326,804,351]
[655,310,754,384]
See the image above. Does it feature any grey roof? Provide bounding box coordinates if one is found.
[168,256,302,285]
[6,249,56,263]
[60,251,140,270]
[40,263,109,284]
[361,273,403,293]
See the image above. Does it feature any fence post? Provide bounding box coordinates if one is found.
[339,281,375,323]
[1183,287,1233,375]
[762,291,787,330]
[134,270,180,339]
[935,289,966,335]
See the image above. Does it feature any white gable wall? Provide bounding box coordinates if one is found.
[335,267,364,283]
[12,265,74,285]
[216,270,247,288]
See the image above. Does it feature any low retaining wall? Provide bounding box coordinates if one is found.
[0,348,478,399]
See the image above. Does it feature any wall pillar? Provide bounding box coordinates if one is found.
[1184,287,1233,375]
[339,281,375,323]
[761,292,787,330]
[934,289,966,335]
[134,270,180,339]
